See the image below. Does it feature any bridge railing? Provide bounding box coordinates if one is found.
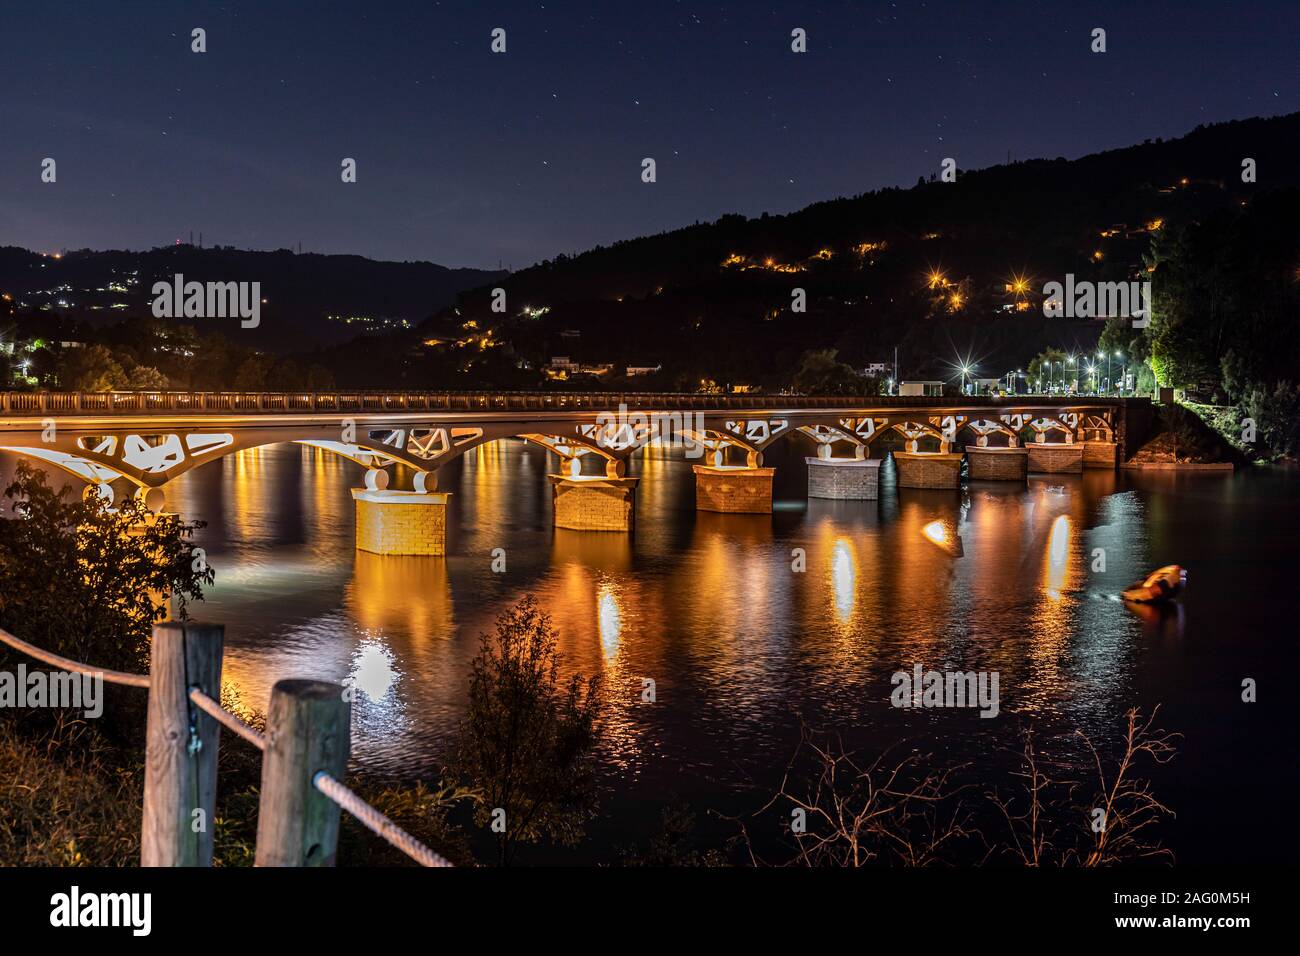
[1,389,1132,416]
[0,622,452,868]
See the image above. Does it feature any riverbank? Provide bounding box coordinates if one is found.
[1124,432,1235,470]
[1124,403,1247,470]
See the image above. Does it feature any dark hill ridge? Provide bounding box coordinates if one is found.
[0,244,504,352]
[425,112,1299,389]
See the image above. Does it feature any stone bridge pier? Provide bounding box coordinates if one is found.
[548,457,639,532]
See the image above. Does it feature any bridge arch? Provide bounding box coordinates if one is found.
[1021,417,1074,445]
[677,428,763,467]
[868,420,950,453]
[795,424,868,460]
[1079,414,1114,441]
[2,424,643,495]
[0,432,428,495]
[958,418,1020,448]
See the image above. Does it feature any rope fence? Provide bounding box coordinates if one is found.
[0,622,452,868]
[188,687,266,751]
[314,772,453,868]
[0,626,151,688]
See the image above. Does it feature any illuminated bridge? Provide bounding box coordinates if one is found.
[0,390,1145,553]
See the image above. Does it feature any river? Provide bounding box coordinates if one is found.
[12,439,1293,864]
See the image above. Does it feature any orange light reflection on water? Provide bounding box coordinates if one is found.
[1044,513,1072,600]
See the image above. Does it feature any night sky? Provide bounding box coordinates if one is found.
[3,1,1297,269]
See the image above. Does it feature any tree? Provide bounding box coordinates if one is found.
[733,710,1178,867]
[0,462,212,675]
[452,596,603,864]
[791,349,865,395]
[1240,380,1300,460]
[1098,315,1145,369]
[305,363,336,390]
[264,359,303,390]
[124,364,170,390]
[232,354,274,390]
[0,463,213,745]
[1026,348,1067,392]
[58,344,127,391]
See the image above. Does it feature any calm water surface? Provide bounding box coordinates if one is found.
[149,441,1296,864]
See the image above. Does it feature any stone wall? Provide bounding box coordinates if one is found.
[965,447,1028,481]
[1117,398,1156,462]
[1083,440,1118,469]
[1027,444,1084,474]
[549,476,637,531]
[806,457,881,499]
[352,489,450,555]
[693,466,775,513]
[893,452,963,489]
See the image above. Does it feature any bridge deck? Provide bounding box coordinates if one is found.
[1,390,1132,419]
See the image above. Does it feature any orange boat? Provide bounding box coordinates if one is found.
[1121,565,1187,604]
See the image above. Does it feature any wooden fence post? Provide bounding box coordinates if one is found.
[141,622,224,866]
[255,679,351,866]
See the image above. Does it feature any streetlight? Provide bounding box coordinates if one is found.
[1066,355,1076,394]
[1114,351,1124,396]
